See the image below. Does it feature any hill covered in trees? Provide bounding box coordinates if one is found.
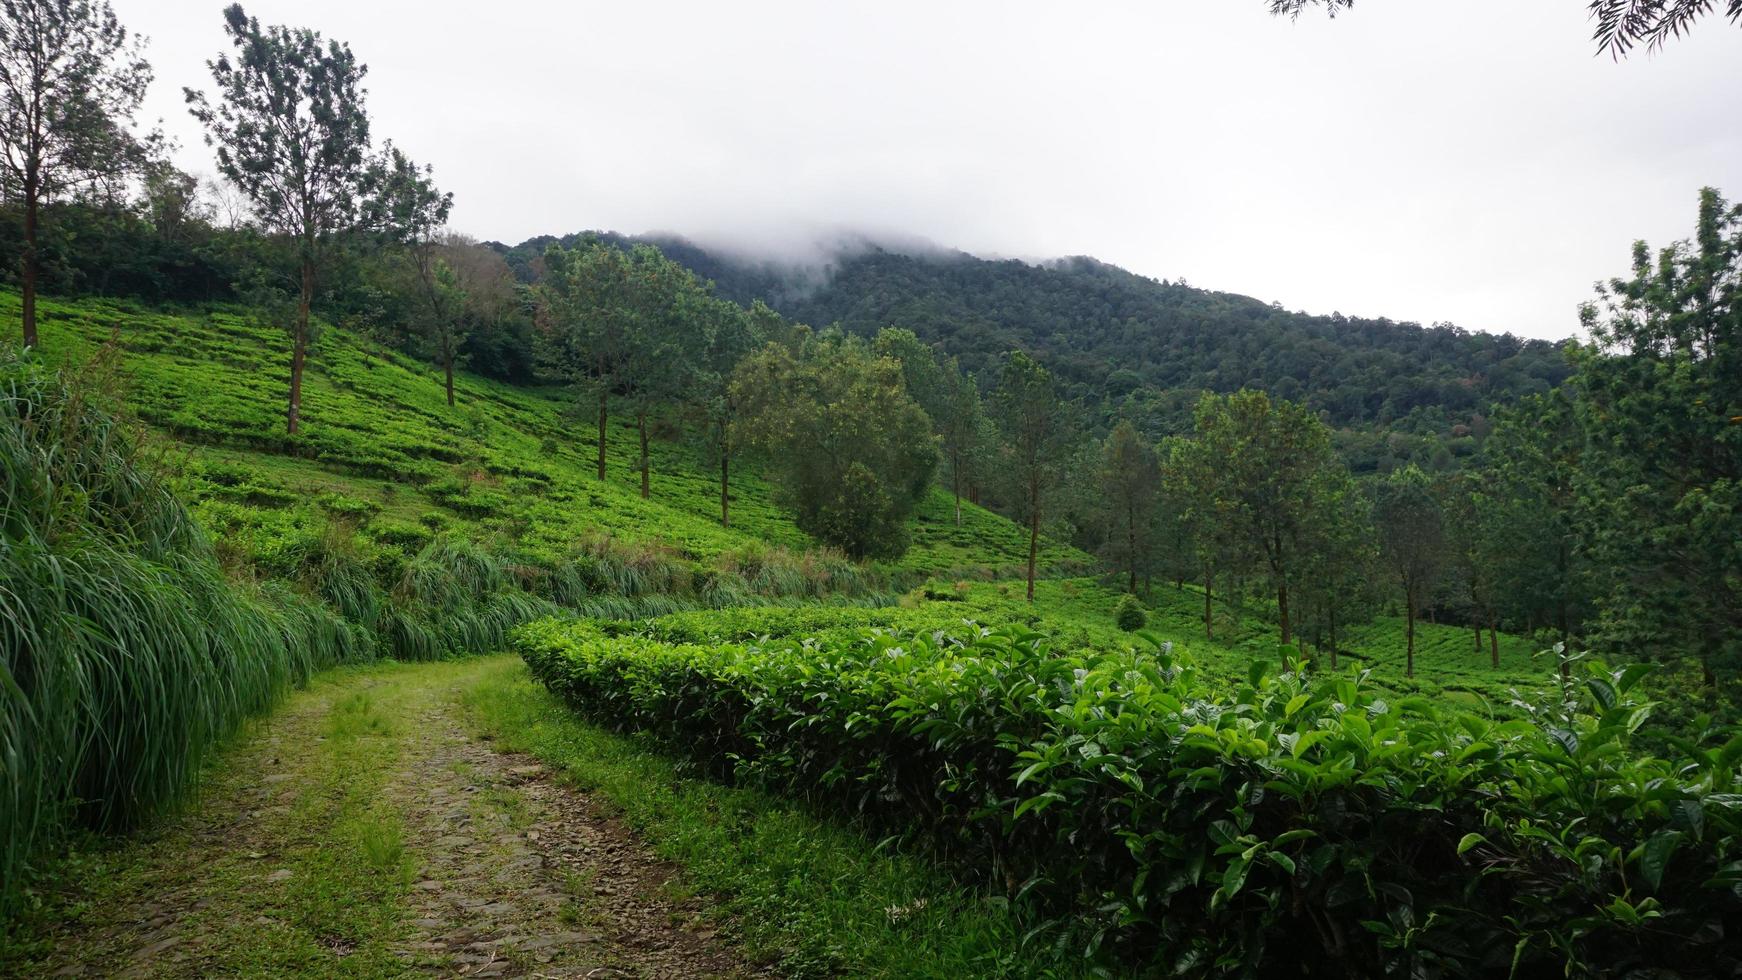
[495,232,1573,464]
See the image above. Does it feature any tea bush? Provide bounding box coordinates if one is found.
[517,618,1742,976]
[1114,593,1146,631]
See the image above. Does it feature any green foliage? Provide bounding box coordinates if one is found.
[1113,593,1146,631]
[519,615,1742,976]
[1575,187,1741,684]
[734,332,938,559]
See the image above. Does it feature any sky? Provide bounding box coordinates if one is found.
[128,1,1742,340]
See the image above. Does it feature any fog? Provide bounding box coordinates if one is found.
[130,0,1742,339]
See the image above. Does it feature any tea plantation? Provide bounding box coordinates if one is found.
[6,290,1738,978]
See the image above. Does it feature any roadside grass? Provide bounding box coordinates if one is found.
[461,656,1073,979]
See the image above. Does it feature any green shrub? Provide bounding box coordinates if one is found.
[1113,593,1146,631]
[516,618,1742,977]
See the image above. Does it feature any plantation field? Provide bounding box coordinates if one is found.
[514,612,1742,976]
[10,290,1082,582]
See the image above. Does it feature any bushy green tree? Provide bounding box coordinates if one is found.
[1188,390,1353,646]
[1574,187,1741,685]
[733,333,936,559]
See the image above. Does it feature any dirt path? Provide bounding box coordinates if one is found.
[15,658,755,979]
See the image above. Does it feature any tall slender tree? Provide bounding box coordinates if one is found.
[0,0,152,347]
[1375,464,1444,678]
[936,359,985,527]
[186,3,375,435]
[370,144,455,403]
[532,240,634,479]
[1099,419,1161,594]
[690,297,764,527]
[993,350,1070,602]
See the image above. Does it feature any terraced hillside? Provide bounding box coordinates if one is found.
[9,290,1083,584]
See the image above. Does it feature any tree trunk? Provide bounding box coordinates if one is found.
[952,463,963,527]
[1328,606,1339,670]
[596,387,608,480]
[1473,623,1482,654]
[1489,618,1500,668]
[288,255,313,435]
[20,182,39,348]
[1404,585,1416,678]
[1025,495,1039,604]
[443,349,455,407]
[720,448,730,527]
[1203,571,1215,641]
[637,412,650,499]
[1278,582,1292,647]
[1127,507,1138,595]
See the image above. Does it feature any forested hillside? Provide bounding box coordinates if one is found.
[495,233,1572,469]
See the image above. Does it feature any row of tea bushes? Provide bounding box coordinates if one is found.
[515,618,1742,976]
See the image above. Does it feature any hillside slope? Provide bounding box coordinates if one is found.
[12,291,1081,583]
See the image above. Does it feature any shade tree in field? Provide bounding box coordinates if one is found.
[622,244,707,499]
[1098,419,1162,594]
[186,3,377,435]
[0,0,153,347]
[368,144,457,404]
[1375,464,1444,678]
[992,350,1074,602]
[1293,476,1379,669]
[532,240,635,479]
[1187,390,1354,646]
[732,331,937,559]
[687,297,766,527]
[1162,433,1240,640]
[1474,392,1591,647]
[1574,187,1741,685]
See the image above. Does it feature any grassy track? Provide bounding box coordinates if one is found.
[3,655,1059,979]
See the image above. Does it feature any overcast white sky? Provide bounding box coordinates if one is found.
[128,1,1742,340]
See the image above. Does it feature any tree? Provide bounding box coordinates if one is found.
[369,144,456,403]
[935,360,986,526]
[0,0,152,347]
[186,4,376,435]
[689,297,765,526]
[1266,0,1742,56]
[733,332,936,559]
[993,350,1071,602]
[532,240,634,480]
[621,244,701,499]
[1189,390,1350,646]
[1163,433,1241,641]
[1100,420,1161,594]
[1573,187,1740,685]
[1294,479,1379,670]
[1375,464,1444,678]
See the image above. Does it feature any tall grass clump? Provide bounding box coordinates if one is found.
[0,353,359,917]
